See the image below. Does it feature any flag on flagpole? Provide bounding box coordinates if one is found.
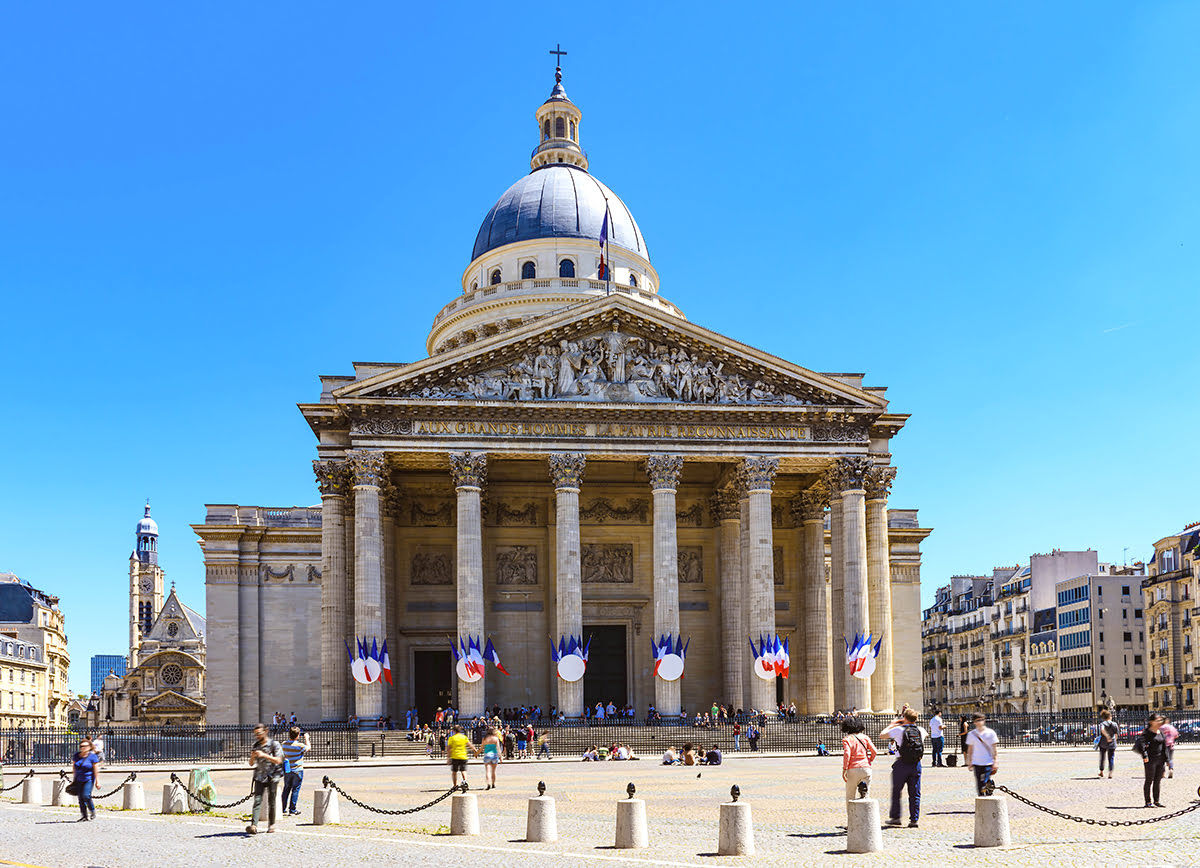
[598,205,610,288]
[381,639,393,685]
[483,637,511,675]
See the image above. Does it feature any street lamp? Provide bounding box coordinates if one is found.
[1046,672,1056,715]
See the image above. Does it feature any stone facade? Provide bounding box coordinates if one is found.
[0,572,70,726]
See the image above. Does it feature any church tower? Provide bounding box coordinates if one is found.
[128,501,165,667]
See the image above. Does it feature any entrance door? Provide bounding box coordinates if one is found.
[413,650,452,723]
[583,625,627,711]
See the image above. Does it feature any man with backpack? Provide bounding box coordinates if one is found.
[880,708,928,828]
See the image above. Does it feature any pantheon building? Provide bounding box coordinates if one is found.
[196,68,931,725]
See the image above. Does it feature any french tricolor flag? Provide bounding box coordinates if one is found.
[598,208,609,281]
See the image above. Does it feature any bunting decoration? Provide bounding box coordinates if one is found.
[550,634,589,682]
[748,634,790,681]
[651,634,689,682]
[346,637,387,685]
[845,633,883,680]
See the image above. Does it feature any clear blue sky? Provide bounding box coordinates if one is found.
[2,3,1197,696]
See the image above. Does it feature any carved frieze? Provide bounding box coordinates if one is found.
[676,502,704,527]
[348,450,387,487]
[387,326,813,405]
[352,416,414,436]
[495,546,538,585]
[411,546,453,586]
[548,453,586,489]
[865,465,897,501]
[581,543,634,583]
[773,547,785,586]
[645,454,684,490]
[259,564,295,583]
[580,498,648,524]
[405,499,454,526]
[306,565,321,582]
[811,423,870,443]
[313,460,349,496]
[491,501,539,526]
[449,452,487,489]
[678,546,704,584]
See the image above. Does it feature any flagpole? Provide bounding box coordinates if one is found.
[603,197,611,296]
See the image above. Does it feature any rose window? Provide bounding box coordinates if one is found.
[161,664,183,686]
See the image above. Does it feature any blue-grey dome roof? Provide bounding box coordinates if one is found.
[137,502,158,536]
[471,164,649,262]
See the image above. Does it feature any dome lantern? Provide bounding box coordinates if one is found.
[531,67,587,171]
[135,501,158,565]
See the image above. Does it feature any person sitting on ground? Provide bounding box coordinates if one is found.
[662,746,679,765]
[615,743,631,760]
[703,744,722,765]
[817,740,830,757]
[681,742,698,766]
[582,745,599,761]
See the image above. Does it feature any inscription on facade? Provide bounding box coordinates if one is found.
[581,543,633,583]
[410,419,820,442]
[411,546,453,585]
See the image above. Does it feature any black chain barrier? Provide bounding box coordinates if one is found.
[983,779,1200,827]
[92,772,137,801]
[0,770,35,793]
[320,775,465,816]
[169,772,255,810]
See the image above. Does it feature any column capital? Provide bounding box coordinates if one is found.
[709,487,741,522]
[449,452,488,490]
[548,453,586,490]
[739,456,779,492]
[864,465,897,501]
[379,477,401,517]
[347,450,387,488]
[645,454,684,491]
[826,456,872,495]
[313,459,349,496]
[793,480,831,523]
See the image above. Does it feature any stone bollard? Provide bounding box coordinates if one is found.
[161,782,187,814]
[52,779,69,806]
[974,795,1011,847]
[313,787,340,825]
[846,797,884,854]
[615,782,648,850]
[123,781,145,811]
[718,786,754,856]
[450,786,480,836]
[21,777,43,806]
[525,781,557,843]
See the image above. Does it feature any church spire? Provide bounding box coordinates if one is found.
[532,53,588,171]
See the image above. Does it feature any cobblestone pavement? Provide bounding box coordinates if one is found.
[2,749,1199,867]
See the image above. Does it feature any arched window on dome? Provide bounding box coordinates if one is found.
[521,261,536,280]
[543,119,550,141]
[490,269,502,285]
[555,117,565,138]
[628,274,638,288]
[470,281,478,292]
[570,120,576,141]
[558,259,575,278]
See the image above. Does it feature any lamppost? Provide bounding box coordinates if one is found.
[1046,671,1056,716]
[981,681,997,715]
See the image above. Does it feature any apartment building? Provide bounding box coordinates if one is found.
[0,634,49,728]
[0,573,71,725]
[1143,522,1199,709]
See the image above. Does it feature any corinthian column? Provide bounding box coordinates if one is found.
[549,453,586,717]
[865,465,897,713]
[828,488,845,713]
[348,450,386,721]
[830,456,872,711]
[380,478,399,720]
[743,457,779,713]
[450,452,487,718]
[795,481,832,714]
[737,478,752,711]
[646,454,684,716]
[710,487,743,711]
[315,459,350,722]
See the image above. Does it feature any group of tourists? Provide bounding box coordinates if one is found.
[242,723,310,835]
[581,742,636,761]
[660,743,722,765]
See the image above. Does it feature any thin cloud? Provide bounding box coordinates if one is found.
[1101,322,1135,334]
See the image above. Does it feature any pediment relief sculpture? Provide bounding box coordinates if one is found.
[386,327,817,406]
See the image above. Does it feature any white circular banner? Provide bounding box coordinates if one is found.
[351,657,370,685]
[656,654,685,682]
[557,655,585,683]
[753,657,776,681]
[456,658,482,683]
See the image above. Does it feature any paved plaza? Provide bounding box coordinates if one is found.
[2,749,1199,867]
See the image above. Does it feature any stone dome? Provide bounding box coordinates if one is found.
[471,164,649,262]
[136,502,158,536]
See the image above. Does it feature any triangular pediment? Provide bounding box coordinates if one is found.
[143,690,205,710]
[145,589,202,643]
[333,296,886,410]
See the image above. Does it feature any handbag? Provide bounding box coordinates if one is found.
[65,781,83,796]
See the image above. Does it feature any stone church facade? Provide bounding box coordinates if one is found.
[197,67,931,725]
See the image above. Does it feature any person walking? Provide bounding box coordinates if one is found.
[71,738,101,822]
[447,724,471,789]
[246,723,285,835]
[1097,709,1119,779]
[841,716,877,802]
[964,712,1000,795]
[1135,713,1168,808]
[929,710,945,767]
[958,715,970,760]
[281,726,311,816]
[536,731,551,760]
[881,708,927,828]
[477,727,502,790]
[1161,716,1179,779]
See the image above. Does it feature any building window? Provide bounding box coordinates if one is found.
[1136,677,1144,688]
[555,117,565,138]
[558,259,575,278]
[521,261,536,279]
[1122,585,1131,596]
[543,119,550,141]
[1124,632,1133,642]
[470,281,478,292]
[1134,654,1143,665]
[490,269,502,285]
[629,274,637,287]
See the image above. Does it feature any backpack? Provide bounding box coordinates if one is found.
[898,725,924,764]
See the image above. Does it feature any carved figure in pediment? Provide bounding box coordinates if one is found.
[533,345,557,398]
[557,340,583,396]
